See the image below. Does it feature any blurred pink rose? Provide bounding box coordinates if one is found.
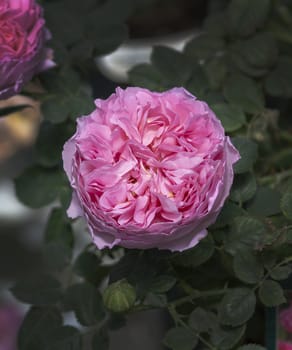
[279,341,292,350]
[63,87,239,251]
[0,0,54,100]
[280,303,292,333]
[0,303,22,350]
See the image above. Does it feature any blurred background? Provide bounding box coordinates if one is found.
[0,1,214,348]
[0,0,275,347]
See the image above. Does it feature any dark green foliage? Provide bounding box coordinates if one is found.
[12,0,292,349]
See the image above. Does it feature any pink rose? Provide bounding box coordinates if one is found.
[63,87,239,251]
[0,303,22,350]
[0,0,54,100]
[280,303,292,333]
[279,341,292,350]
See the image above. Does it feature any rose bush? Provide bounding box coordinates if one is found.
[0,0,54,100]
[63,87,239,251]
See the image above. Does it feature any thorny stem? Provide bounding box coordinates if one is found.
[254,255,292,292]
[130,288,227,314]
[170,288,227,308]
[258,168,292,186]
[168,304,216,350]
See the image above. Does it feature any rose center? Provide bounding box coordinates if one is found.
[0,18,26,57]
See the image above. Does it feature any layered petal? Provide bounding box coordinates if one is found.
[62,87,240,252]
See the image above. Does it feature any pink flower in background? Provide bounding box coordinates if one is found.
[280,303,292,333]
[278,341,292,350]
[63,87,239,251]
[0,0,54,100]
[0,303,22,350]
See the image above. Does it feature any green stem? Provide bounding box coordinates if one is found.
[258,168,292,186]
[254,255,292,291]
[170,288,227,308]
[168,305,216,350]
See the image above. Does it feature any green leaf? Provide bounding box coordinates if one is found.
[103,280,136,313]
[44,326,82,350]
[43,243,72,272]
[42,68,94,124]
[45,4,83,46]
[265,56,292,97]
[231,137,258,174]
[259,280,286,306]
[185,65,209,97]
[144,292,167,307]
[219,288,256,326]
[163,327,198,350]
[148,275,177,294]
[205,56,227,90]
[228,0,271,37]
[64,283,105,326]
[188,308,217,333]
[43,91,94,124]
[281,191,292,220]
[204,11,229,37]
[128,64,164,90]
[73,251,108,286]
[60,185,72,210]
[68,91,95,120]
[233,250,264,284]
[42,98,70,124]
[184,34,225,60]
[172,235,215,268]
[45,208,74,247]
[89,23,128,55]
[36,121,73,168]
[232,32,278,69]
[14,167,64,208]
[210,325,246,350]
[151,46,193,85]
[92,332,109,350]
[248,187,281,217]
[69,39,93,62]
[18,307,62,350]
[11,274,62,305]
[84,0,133,24]
[204,91,225,105]
[230,172,257,203]
[229,51,268,78]
[211,103,246,132]
[224,216,265,255]
[214,202,247,228]
[270,265,292,281]
[43,208,74,271]
[42,67,81,93]
[223,75,265,114]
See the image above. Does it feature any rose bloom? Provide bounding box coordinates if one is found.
[0,303,22,350]
[0,0,54,99]
[63,87,239,251]
[279,341,292,350]
[280,303,292,333]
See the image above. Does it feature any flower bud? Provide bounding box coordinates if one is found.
[103,280,136,313]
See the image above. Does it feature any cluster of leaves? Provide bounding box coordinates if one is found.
[10,0,292,349]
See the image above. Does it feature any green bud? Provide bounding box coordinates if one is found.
[103,280,136,313]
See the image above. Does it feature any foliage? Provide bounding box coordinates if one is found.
[10,0,292,349]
